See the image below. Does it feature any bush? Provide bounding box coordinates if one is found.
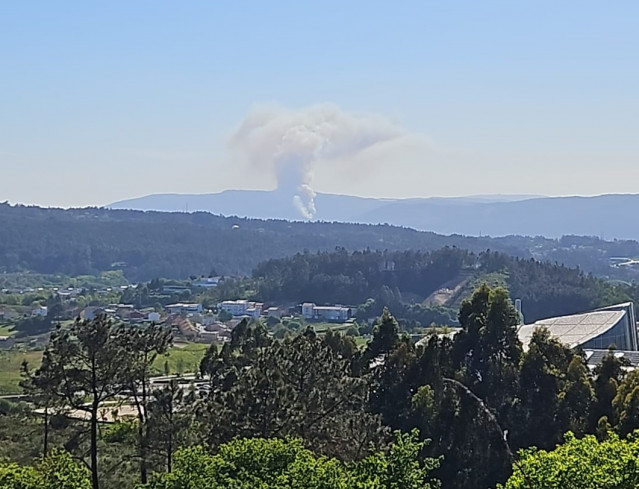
[0,450,90,489]
[144,431,440,489]
[500,432,639,489]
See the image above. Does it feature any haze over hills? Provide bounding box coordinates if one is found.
[109,191,639,241]
[109,191,539,223]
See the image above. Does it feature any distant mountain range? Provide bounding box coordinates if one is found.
[109,191,639,241]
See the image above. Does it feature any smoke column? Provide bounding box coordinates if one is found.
[230,103,404,219]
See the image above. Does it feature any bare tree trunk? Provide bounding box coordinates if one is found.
[90,403,100,489]
[442,377,533,489]
[138,366,149,484]
[138,421,148,484]
[167,407,173,473]
[43,406,49,458]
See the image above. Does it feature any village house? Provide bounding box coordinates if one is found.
[302,303,352,322]
[166,303,203,315]
[0,336,15,350]
[31,306,48,318]
[218,300,263,318]
[192,277,223,289]
[82,306,105,321]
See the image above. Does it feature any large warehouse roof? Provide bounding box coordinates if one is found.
[517,310,626,350]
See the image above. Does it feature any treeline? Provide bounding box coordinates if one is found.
[0,203,526,281]
[369,286,639,488]
[0,435,439,489]
[7,285,639,488]
[4,203,639,283]
[254,248,630,323]
[13,313,442,489]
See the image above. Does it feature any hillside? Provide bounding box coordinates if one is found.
[3,203,639,283]
[110,191,639,241]
[0,203,529,281]
[253,248,630,324]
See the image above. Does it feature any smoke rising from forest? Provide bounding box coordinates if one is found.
[230,103,404,219]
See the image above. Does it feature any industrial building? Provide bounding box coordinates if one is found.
[301,303,352,322]
[165,303,203,315]
[217,300,263,318]
[517,302,638,353]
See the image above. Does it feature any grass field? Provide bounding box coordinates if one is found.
[311,322,352,333]
[0,342,210,395]
[152,342,209,376]
[0,325,16,336]
[0,350,43,395]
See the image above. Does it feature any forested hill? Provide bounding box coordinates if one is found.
[253,248,632,323]
[0,203,526,281]
[3,203,639,283]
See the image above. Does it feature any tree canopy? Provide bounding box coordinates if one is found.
[7,284,639,489]
[500,432,639,489]
[143,431,440,489]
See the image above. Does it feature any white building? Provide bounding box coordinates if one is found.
[192,277,222,289]
[218,300,263,318]
[82,306,105,321]
[517,302,638,352]
[302,303,315,319]
[301,303,352,322]
[265,307,282,318]
[31,306,48,318]
[166,303,203,315]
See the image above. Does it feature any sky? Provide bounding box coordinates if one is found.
[1,1,639,207]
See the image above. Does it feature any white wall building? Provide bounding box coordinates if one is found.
[218,300,263,318]
[31,306,48,317]
[302,303,352,322]
[192,277,222,289]
[166,303,203,315]
[265,307,282,318]
[302,303,315,319]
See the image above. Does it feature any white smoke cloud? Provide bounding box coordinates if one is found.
[230,103,405,219]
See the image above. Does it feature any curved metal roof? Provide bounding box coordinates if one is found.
[518,309,627,350]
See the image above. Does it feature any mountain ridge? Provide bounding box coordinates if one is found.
[109,191,639,240]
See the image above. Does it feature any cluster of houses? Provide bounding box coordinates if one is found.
[88,300,355,329]
[1,281,356,348]
[0,305,49,321]
[168,315,233,344]
[82,305,161,323]
[216,300,354,323]
[79,302,234,344]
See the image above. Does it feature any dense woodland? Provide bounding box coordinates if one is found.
[3,285,639,488]
[3,203,639,282]
[5,205,639,487]
[0,203,522,280]
[254,248,633,323]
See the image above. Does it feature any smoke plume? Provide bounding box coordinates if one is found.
[230,103,404,219]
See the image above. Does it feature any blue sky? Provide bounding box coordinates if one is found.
[2,1,638,207]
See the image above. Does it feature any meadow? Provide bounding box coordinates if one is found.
[0,342,210,395]
[0,350,43,395]
[151,342,209,376]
